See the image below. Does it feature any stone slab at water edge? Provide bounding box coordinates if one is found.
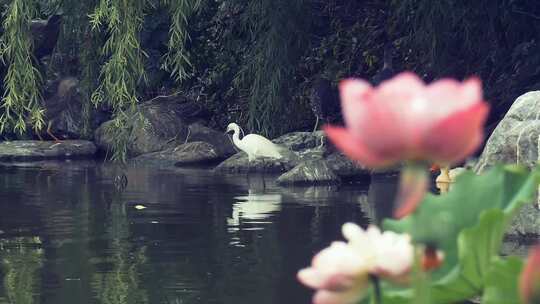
[133,141,221,166]
[276,160,341,185]
[0,140,96,161]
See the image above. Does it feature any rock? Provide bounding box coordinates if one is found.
[30,15,62,60]
[95,97,185,156]
[281,185,339,205]
[42,77,89,139]
[324,152,370,179]
[214,152,296,173]
[276,160,341,186]
[367,173,400,222]
[0,140,96,161]
[94,119,180,157]
[94,94,218,157]
[291,145,322,162]
[475,91,540,173]
[144,94,212,125]
[133,142,220,166]
[507,203,540,238]
[174,142,221,166]
[188,123,236,157]
[214,130,371,181]
[214,129,308,173]
[273,131,326,151]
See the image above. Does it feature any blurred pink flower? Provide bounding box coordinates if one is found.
[324,72,489,168]
[520,245,540,304]
[324,72,489,218]
[297,223,414,304]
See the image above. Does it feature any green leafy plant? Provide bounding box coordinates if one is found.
[161,0,202,82]
[376,165,539,303]
[89,0,147,162]
[234,0,308,137]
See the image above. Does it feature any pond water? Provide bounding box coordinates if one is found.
[0,160,394,304]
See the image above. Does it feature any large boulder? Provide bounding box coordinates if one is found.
[39,77,108,140]
[215,130,372,181]
[214,131,309,173]
[94,117,183,157]
[475,91,540,173]
[30,15,62,61]
[214,152,296,173]
[276,160,341,185]
[325,152,370,179]
[133,141,221,166]
[273,131,326,151]
[507,203,540,238]
[187,123,236,157]
[94,94,215,157]
[0,140,96,161]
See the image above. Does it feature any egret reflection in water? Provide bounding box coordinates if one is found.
[228,190,282,229]
[0,162,378,304]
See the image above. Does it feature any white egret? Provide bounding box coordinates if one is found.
[431,164,467,193]
[225,123,282,161]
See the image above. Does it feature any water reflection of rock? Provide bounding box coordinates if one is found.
[364,174,399,225]
[227,191,282,229]
[0,162,376,304]
[0,237,43,304]
[279,185,338,206]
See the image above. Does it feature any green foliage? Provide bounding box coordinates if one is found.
[89,0,147,162]
[53,0,100,138]
[94,244,148,304]
[0,0,45,135]
[390,0,540,116]
[391,0,520,76]
[181,1,246,127]
[385,166,538,275]
[380,165,540,303]
[103,108,142,163]
[235,0,308,137]
[0,0,538,158]
[90,0,147,113]
[79,27,102,139]
[482,257,523,304]
[161,0,202,82]
[1,237,43,304]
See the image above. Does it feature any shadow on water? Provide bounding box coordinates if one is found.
[0,160,399,304]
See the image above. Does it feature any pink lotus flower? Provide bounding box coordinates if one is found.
[324,72,489,217]
[520,245,540,304]
[297,223,414,304]
[324,72,489,168]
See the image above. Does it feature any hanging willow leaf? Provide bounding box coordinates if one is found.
[234,0,308,138]
[0,0,44,135]
[161,0,202,82]
[90,0,147,162]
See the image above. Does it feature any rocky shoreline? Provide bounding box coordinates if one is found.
[1,90,540,241]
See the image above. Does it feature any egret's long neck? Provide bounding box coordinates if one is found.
[232,127,242,147]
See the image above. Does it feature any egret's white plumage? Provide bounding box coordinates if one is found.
[435,166,467,184]
[225,123,282,161]
[434,165,467,193]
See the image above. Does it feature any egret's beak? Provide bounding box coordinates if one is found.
[225,126,232,134]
